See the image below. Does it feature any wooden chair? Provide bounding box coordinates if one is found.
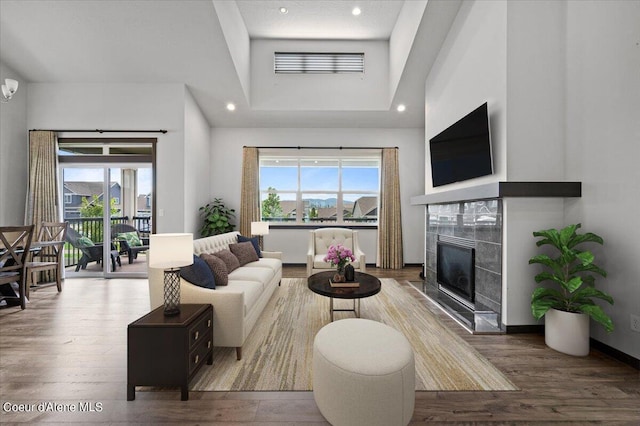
[0,225,35,310]
[26,222,68,297]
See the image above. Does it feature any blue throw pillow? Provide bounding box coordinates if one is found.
[180,255,215,289]
[238,235,262,258]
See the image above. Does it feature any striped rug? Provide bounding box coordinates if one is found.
[190,278,517,392]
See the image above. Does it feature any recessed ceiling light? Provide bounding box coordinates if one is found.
[397,104,406,112]
[279,7,288,14]
[352,7,361,16]
[226,103,236,111]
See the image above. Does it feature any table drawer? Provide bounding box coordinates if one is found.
[188,309,212,350]
[189,335,213,375]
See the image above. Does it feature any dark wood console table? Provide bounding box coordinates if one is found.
[127,304,213,401]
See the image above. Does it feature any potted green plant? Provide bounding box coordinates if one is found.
[199,198,236,237]
[529,223,613,356]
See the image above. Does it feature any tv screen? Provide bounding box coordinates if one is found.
[429,102,493,187]
[436,242,475,303]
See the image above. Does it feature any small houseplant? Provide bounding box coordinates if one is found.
[529,223,613,356]
[199,198,236,237]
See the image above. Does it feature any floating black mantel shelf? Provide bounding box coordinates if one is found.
[410,181,582,205]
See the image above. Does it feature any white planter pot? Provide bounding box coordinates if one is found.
[544,308,590,356]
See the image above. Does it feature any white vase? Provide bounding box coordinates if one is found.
[545,308,590,356]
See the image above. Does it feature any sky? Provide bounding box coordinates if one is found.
[260,166,379,195]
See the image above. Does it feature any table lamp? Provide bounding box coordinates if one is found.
[251,221,269,250]
[149,233,193,316]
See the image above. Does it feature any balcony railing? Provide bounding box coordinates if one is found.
[64,216,151,268]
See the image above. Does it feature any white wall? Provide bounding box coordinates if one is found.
[184,87,212,235]
[389,0,428,100]
[506,0,566,180]
[502,198,565,325]
[564,0,640,359]
[424,0,640,358]
[251,40,389,111]
[27,83,190,233]
[213,0,250,103]
[0,62,28,225]
[210,128,425,265]
[424,0,507,191]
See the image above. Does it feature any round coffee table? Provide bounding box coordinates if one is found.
[308,271,381,321]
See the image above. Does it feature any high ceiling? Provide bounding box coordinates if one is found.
[0,0,461,128]
[237,0,403,40]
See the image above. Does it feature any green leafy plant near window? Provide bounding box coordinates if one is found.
[199,198,236,237]
[529,223,614,332]
[80,195,119,218]
[261,187,283,219]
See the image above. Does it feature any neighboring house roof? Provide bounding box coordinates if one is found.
[352,196,378,217]
[316,207,337,218]
[279,200,297,216]
[64,181,119,198]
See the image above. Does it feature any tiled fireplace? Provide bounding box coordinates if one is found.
[421,199,504,333]
[412,181,581,334]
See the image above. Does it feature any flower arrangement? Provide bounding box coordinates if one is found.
[324,244,355,271]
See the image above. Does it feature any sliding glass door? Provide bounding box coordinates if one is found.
[58,139,155,278]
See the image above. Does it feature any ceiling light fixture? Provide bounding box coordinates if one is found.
[279,7,288,14]
[1,78,19,103]
[226,103,236,111]
[397,104,406,112]
[352,7,361,16]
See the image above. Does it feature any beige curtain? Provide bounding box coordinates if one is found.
[25,131,60,283]
[239,146,260,236]
[25,131,60,231]
[377,147,403,269]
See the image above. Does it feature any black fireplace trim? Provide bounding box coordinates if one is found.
[411,181,582,205]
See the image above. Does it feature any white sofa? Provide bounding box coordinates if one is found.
[148,231,282,360]
[307,228,366,277]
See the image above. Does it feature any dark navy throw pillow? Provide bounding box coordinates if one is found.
[180,255,215,289]
[238,235,262,258]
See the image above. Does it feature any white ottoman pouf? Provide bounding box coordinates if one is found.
[313,318,415,426]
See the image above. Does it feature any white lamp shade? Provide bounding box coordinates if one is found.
[251,221,269,235]
[149,233,193,269]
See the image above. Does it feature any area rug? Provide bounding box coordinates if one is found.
[190,278,517,392]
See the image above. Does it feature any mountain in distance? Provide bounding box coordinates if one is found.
[302,198,355,209]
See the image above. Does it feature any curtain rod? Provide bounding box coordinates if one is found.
[246,146,397,150]
[30,129,168,134]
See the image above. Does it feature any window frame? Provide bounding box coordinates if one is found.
[259,149,381,227]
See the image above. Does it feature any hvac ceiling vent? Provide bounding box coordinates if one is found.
[274,52,364,74]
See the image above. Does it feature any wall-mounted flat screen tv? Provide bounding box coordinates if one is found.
[429,102,493,187]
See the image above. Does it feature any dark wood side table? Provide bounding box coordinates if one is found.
[127,304,213,401]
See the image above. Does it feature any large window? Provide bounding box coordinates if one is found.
[259,150,380,225]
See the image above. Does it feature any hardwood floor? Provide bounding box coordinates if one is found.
[1,265,638,424]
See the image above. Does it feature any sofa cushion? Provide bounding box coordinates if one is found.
[238,235,262,258]
[200,253,228,286]
[228,266,274,291]
[230,241,259,266]
[243,257,281,273]
[180,255,215,289]
[213,249,240,273]
[224,280,263,315]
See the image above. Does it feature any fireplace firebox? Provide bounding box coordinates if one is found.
[436,241,475,308]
